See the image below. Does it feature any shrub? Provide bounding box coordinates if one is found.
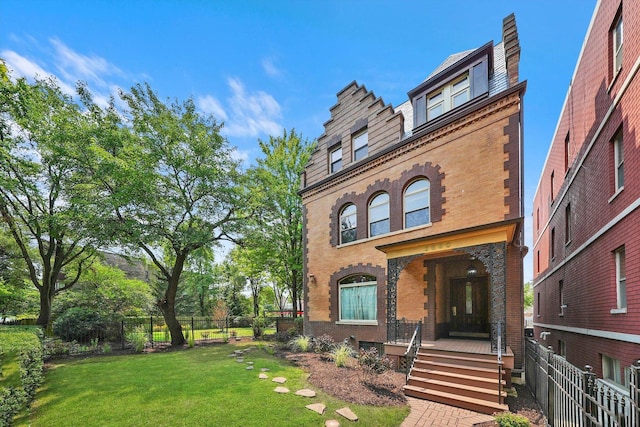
[102,342,112,354]
[126,326,148,353]
[52,307,106,343]
[494,412,531,427]
[289,335,313,352]
[252,317,267,339]
[358,347,393,374]
[314,334,336,353]
[331,342,354,367]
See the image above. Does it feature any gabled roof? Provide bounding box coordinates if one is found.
[425,49,477,81]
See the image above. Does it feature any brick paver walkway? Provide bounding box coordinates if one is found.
[401,397,495,427]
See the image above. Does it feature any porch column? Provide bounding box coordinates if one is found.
[461,242,507,352]
[386,255,419,342]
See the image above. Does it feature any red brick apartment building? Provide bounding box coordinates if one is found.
[532,0,640,390]
[300,15,526,413]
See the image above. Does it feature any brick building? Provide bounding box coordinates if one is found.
[300,15,526,411]
[532,0,640,390]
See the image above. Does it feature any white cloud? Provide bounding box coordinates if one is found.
[1,49,76,95]
[261,57,281,78]
[50,38,122,89]
[214,77,283,138]
[230,147,250,164]
[197,95,228,121]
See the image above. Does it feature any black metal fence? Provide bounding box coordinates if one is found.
[35,316,278,358]
[387,318,422,343]
[525,338,640,426]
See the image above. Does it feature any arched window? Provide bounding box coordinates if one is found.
[368,193,389,237]
[339,275,377,323]
[404,179,430,228]
[340,204,357,244]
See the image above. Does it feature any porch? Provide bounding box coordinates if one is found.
[385,338,513,415]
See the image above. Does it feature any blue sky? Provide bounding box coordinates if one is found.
[1,0,597,282]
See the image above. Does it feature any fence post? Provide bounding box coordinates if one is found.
[150,316,154,348]
[121,320,125,350]
[582,364,597,427]
[631,360,640,426]
[191,317,195,342]
[546,346,555,425]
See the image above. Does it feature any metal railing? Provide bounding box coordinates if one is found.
[525,338,640,426]
[388,318,422,343]
[403,321,422,382]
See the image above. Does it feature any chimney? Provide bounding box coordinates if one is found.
[502,13,521,87]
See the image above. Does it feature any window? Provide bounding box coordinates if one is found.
[550,227,556,260]
[404,179,430,228]
[615,246,626,310]
[550,170,555,202]
[565,204,571,244]
[602,354,624,386]
[559,280,565,316]
[536,250,540,274]
[339,204,357,244]
[339,275,377,323]
[558,340,566,358]
[330,145,342,173]
[613,130,624,191]
[352,130,368,162]
[612,13,623,74]
[369,193,390,237]
[427,73,470,121]
[536,208,540,234]
[564,132,570,172]
[536,292,540,316]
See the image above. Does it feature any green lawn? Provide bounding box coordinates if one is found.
[16,343,409,427]
[150,326,276,343]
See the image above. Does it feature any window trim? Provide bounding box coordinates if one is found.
[614,245,626,310]
[352,129,368,162]
[368,192,390,237]
[403,179,431,229]
[339,204,357,245]
[426,73,470,121]
[337,277,378,325]
[565,203,572,245]
[329,145,342,174]
[612,13,623,76]
[613,129,624,192]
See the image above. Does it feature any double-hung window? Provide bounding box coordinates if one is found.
[330,145,342,173]
[612,13,623,74]
[404,179,430,228]
[339,275,377,323]
[427,73,470,121]
[368,193,389,237]
[613,130,624,191]
[339,204,357,244]
[615,246,627,310]
[352,130,368,161]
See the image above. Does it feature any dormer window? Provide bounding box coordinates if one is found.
[409,42,491,129]
[353,129,368,161]
[427,73,470,121]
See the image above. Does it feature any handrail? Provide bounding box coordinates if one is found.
[403,320,422,383]
[497,321,503,404]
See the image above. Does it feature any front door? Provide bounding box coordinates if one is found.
[449,276,489,337]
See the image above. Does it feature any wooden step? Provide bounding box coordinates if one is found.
[417,351,502,369]
[404,384,509,415]
[407,376,506,401]
[410,367,505,391]
[413,359,504,380]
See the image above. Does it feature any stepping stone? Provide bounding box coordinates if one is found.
[325,420,340,427]
[295,389,316,398]
[336,407,358,422]
[260,368,270,372]
[246,361,254,365]
[305,403,326,415]
[272,377,287,384]
[274,386,289,393]
[259,373,268,379]
[246,365,254,370]
[236,358,244,363]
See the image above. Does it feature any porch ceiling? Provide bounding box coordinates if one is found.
[375,219,520,260]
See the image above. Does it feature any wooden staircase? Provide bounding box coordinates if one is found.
[403,346,509,414]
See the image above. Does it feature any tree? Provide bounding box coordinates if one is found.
[178,247,221,316]
[246,129,314,317]
[81,83,249,345]
[524,281,533,310]
[0,66,99,327]
[52,260,154,319]
[229,245,266,317]
[0,226,34,321]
